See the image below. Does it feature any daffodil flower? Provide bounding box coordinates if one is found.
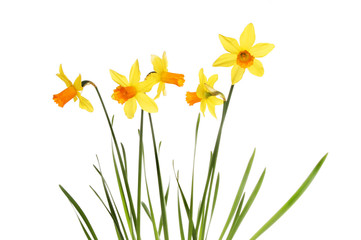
[149,51,185,99]
[110,60,158,119]
[53,64,94,112]
[213,23,275,84]
[186,69,225,118]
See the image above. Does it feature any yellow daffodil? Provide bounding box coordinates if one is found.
[53,64,94,112]
[110,60,158,119]
[149,51,185,99]
[213,23,275,84]
[186,69,225,118]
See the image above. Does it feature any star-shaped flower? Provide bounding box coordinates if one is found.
[213,23,274,84]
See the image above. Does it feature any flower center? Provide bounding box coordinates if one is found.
[161,72,185,87]
[112,86,137,104]
[53,86,77,108]
[237,50,254,68]
[186,92,201,106]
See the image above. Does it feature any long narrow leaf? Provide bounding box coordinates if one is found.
[205,173,220,240]
[136,110,144,240]
[172,165,197,239]
[228,193,245,236]
[188,113,200,240]
[177,174,186,240]
[76,215,92,240]
[93,164,124,240]
[249,153,328,240]
[227,168,266,240]
[197,86,234,238]
[158,181,170,235]
[219,149,256,240]
[59,185,98,240]
[143,157,160,240]
[148,113,169,240]
[111,146,136,240]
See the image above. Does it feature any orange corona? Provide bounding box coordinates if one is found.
[161,72,185,86]
[237,50,255,68]
[53,86,77,108]
[186,92,201,106]
[112,86,137,104]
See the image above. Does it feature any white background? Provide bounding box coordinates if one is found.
[1,0,360,239]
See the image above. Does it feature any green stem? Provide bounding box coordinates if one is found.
[136,110,144,239]
[196,85,235,232]
[88,82,137,233]
[148,113,169,240]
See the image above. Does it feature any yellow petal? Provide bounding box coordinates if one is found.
[136,93,158,113]
[151,55,165,73]
[206,99,217,118]
[78,94,94,112]
[248,59,264,77]
[231,65,246,84]
[250,43,275,58]
[200,99,206,116]
[124,98,137,119]
[207,74,218,87]
[219,34,241,54]
[110,69,129,87]
[162,51,168,71]
[57,64,72,87]
[199,68,207,85]
[73,74,83,91]
[139,72,159,93]
[239,23,255,51]
[213,53,237,67]
[208,96,224,105]
[196,83,204,99]
[154,82,166,99]
[129,59,140,85]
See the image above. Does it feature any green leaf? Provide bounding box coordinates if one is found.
[249,153,328,240]
[59,185,98,240]
[205,173,220,240]
[111,147,136,240]
[219,148,256,240]
[227,168,266,240]
[76,215,92,240]
[141,202,151,219]
[143,157,160,240]
[158,181,170,235]
[177,174,186,240]
[148,113,169,240]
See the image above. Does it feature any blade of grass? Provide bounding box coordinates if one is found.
[120,143,128,179]
[90,83,137,230]
[76,215,92,240]
[148,113,169,240]
[188,114,200,240]
[200,167,217,240]
[177,174,186,240]
[205,173,220,240]
[197,85,234,236]
[158,181,170,236]
[136,110,144,240]
[172,165,197,239]
[227,169,266,240]
[59,185,98,240]
[143,156,160,240]
[141,202,151,219]
[228,193,245,237]
[218,148,256,240]
[93,164,125,240]
[111,146,135,240]
[249,153,328,240]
